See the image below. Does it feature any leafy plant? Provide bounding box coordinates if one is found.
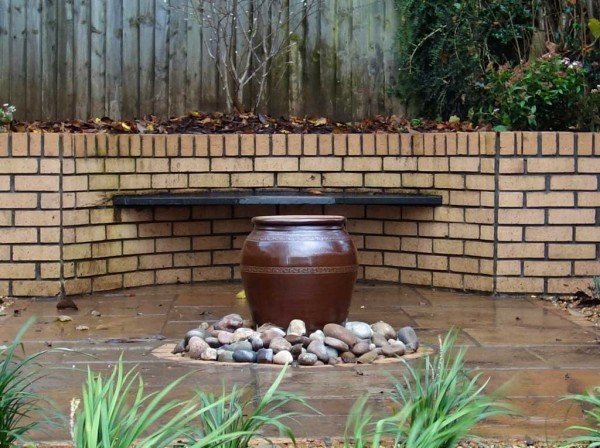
[561,385,600,447]
[395,0,538,119]
[344,329,513,448]
[0,317,63,447]
[191,364,311,448]
[482,55,590,130]
[72,356,250,448]
[0,104,15,131]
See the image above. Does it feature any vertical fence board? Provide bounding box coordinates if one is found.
[371,1,385,113]
[185,7,201,112]
[302,0,321,117]
[25,0,42,119]
[105,1,122,118]
[288,0,305,116]
[334,0,352,120]
[139,0,155,116]
[351,0,370,119]
[73,0,90,118]
[56,0,74,119]
[168,5,186,115]
[154,0,169,117]
[9,0,27,115]
[382,0,402,115]
[123,0,140,118]
[90,0,106,118]
[41,0,58,120]
[318,0,335,118]
[267,0,290,116]
[0,0,11,110]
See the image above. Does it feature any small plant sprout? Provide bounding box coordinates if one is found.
[190,363,313,448]
[344,329,514,448]
[0,317,66,448]
[561,385,600,447]
[0,104,15,130]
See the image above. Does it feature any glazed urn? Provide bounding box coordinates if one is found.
[240,215,358,330]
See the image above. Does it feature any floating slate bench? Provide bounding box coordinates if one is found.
[112,191,443,207]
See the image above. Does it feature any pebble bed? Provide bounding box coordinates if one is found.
[169,313,421,365]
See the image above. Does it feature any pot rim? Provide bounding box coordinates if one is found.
[251,215,346,226]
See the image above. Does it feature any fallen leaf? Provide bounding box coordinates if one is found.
[76,325,89,331]
[236,290,246,299]
[57,315,72,322]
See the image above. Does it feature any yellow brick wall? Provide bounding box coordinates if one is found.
[0,132,598,297]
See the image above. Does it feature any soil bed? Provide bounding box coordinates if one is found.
[4,112,490,134]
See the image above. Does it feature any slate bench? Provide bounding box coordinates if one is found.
[112,191,443,207]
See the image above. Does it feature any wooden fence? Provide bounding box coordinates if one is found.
[0,0,402,121]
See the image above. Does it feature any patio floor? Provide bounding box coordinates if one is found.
[1,281,599,444]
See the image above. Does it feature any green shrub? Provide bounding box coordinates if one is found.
[482,55,595,130]
[344,329,513,448]
[191,364,311,448]
[395,0,538,119]
[72,356,250,448]
[561,385,600,447]
[0,318,64,447]
[0,104,15,132]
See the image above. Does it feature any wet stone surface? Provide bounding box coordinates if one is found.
[163,313,422,366]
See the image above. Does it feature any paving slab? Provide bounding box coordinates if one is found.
[1,281,599,444]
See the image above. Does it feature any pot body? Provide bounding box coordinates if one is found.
[240,215,358,330]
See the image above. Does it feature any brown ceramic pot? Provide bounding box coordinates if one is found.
[240,215,358,331]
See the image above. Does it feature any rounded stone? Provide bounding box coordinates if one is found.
[205,336,221,348]
[188,336,209,359]
[217,331,234,345]
[222,340,253,352]
[214,313,244,332]
[172,339,186,354]
[285,334,305,345]
[185,329,207,346]
[371,321,396,340]
[307,340,329,362]
[325,346,339,359]
[324,336,349,352]
[328,357,342,366]
[200,347,218,361]
[345,321,373,339]
[233,350,256,363]
[273,350,294,365]
[250,335,264,351]
[352,341,371,356]
[397,326,419,353]
[290,343,304,359]
[298,353,318,366]
[340,351,356,363]
[269,336,292,354]
[323,323,357,347]
[260,328,286,346]
[217,350,234,363]
[371,333,388,348]
[382,341,406,357]
[232,327,256,342]
[256,348,274,364]
[287,319,307,336]
[357,350,379,364]
[309,330,325,342]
